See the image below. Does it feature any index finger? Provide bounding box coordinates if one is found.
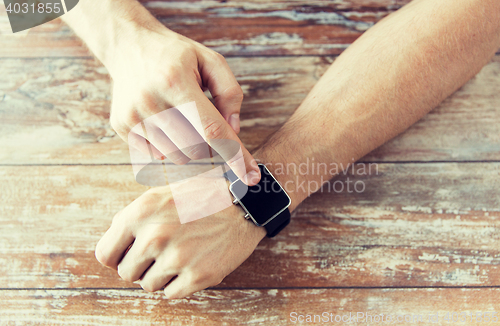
[175,98,260,186]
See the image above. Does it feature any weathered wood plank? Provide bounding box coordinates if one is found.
[1,56,500,164]
[0,0,411,58]
[1,288,499,325]
[1,163,500,289]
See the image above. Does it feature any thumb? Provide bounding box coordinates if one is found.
[199,51,243,134]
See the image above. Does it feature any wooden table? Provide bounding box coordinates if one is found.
[1,1,500,325]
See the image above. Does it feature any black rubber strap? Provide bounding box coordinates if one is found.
[263,208,290,238]
[223,168,290,238]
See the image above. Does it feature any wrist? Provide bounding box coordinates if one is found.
[227,204,267,243]
[104,24,177,77]
[62,0,173,75]
[99,11,175,77]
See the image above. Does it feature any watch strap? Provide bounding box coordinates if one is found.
[263,208,290,238]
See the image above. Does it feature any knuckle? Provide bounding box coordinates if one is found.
[161,65,184,90]
[109,115,128,138]
[139,190,158,207]
[202,118,227,140]
[145,188,175,208]
[183,143,209,160]
[95,244,112,267]
[135,90,159,118]
[143,236,166,254]
[111,210,124,225]
[123,111,142,129]
[120,211,143,228]
[134,192,160,216]
[167,248,188,270]
[119,207,143,226]
[212,274,225,286]
[192,270,216,286]
[212,52,226,64]
[210,274,224,287]
[226,84,244,102]
[111,101,141,130]
[176,40,196,56]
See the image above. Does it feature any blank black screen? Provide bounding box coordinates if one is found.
[230,165,290,225]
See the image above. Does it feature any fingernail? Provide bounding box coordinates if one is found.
[228,114,240,133]
[243,170,260,186]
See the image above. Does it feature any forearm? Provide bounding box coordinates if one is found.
[61,0,170,75]
[254,0,500,212]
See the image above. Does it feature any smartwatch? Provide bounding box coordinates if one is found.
[224,163,291,237]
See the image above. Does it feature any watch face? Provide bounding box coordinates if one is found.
[229,164,291,226]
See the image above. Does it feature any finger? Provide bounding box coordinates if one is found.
[179,95,260,186]
[139,263,177,293]
[116,240,156,283]
[128,130,164,161]
[141,125,191,165]
[128,130,168,186]
[163,272,201,299]
[109,84,143,142]
[199,52,243,133]
[145,107,212,161]
[95,221,135,270]
[95,191,157,270]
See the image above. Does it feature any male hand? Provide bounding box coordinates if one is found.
[62,0,260,184]
[95,185,266,299]
[107,29,260,184]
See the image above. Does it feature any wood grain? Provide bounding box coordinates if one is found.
[1,163,499,289]
[0,0,412,58]
[1,288,499,325]
[2,1,500,323]
[1,56,499,164]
